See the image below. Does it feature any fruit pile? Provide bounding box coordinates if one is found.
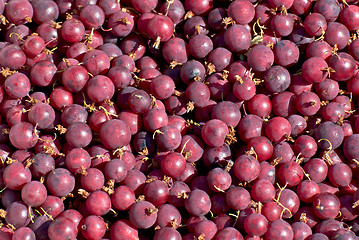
[0,0,359,239]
